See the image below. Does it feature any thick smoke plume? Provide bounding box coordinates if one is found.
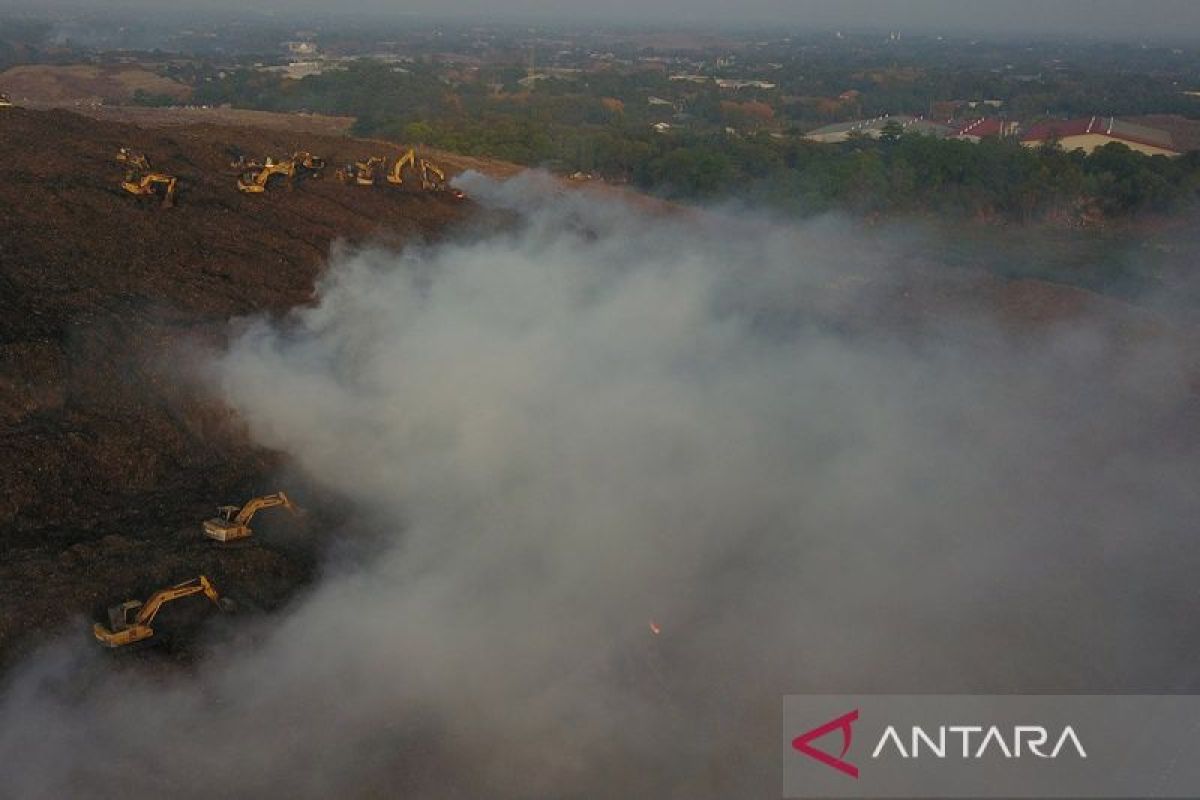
[2,172,1198,798]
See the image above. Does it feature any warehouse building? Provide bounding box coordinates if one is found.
[1020,117,1179,156]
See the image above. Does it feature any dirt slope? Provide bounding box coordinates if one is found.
[0,107,479,659]
[19,102,358,137]
[0,64,191,104]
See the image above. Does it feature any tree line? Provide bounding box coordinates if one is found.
[190,61,1200,222]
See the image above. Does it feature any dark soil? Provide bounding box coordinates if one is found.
[0,107,475,662]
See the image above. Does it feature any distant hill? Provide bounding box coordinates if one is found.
[0,64,190,104]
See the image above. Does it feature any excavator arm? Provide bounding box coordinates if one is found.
[234,491,295,525]
[134,576,221,626]
[155,175,178,207]
[387,149,416,185]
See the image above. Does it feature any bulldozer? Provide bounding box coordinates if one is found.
[121,170,177,207]
[93,575,231,648]
[237,157,295,193]
[203,491,297,543]
[0,93,13,108]
[116,147,151,171]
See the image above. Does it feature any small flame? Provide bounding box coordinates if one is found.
[648,620,662,636]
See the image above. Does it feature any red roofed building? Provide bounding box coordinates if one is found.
[949,118,1018,142]
[1020,116,1179,157]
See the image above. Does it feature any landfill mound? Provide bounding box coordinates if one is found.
[0,106,474,659]
[1,105,1190,665]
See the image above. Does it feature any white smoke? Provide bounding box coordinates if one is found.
[1,172,1197,798]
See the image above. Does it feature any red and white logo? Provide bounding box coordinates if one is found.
[792,709,859,779]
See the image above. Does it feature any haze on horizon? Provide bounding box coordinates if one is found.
[5,0,1200,42]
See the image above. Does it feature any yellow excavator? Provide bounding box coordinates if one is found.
[385,148,417,185]
[93,576,231,648]
[419,158,465,200]
[356,156,385,186]
[116,147,151,171]
[336,156,384,186]
[203,491,297,543]
[121,170,177,207]
[237,157,295,193]
[384,150,464,199]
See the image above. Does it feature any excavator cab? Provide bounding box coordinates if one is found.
[213,505,240,523]
[107,599,144,632]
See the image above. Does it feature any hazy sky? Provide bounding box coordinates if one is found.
[413,0,1200,38]
[10,0,1200,41]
